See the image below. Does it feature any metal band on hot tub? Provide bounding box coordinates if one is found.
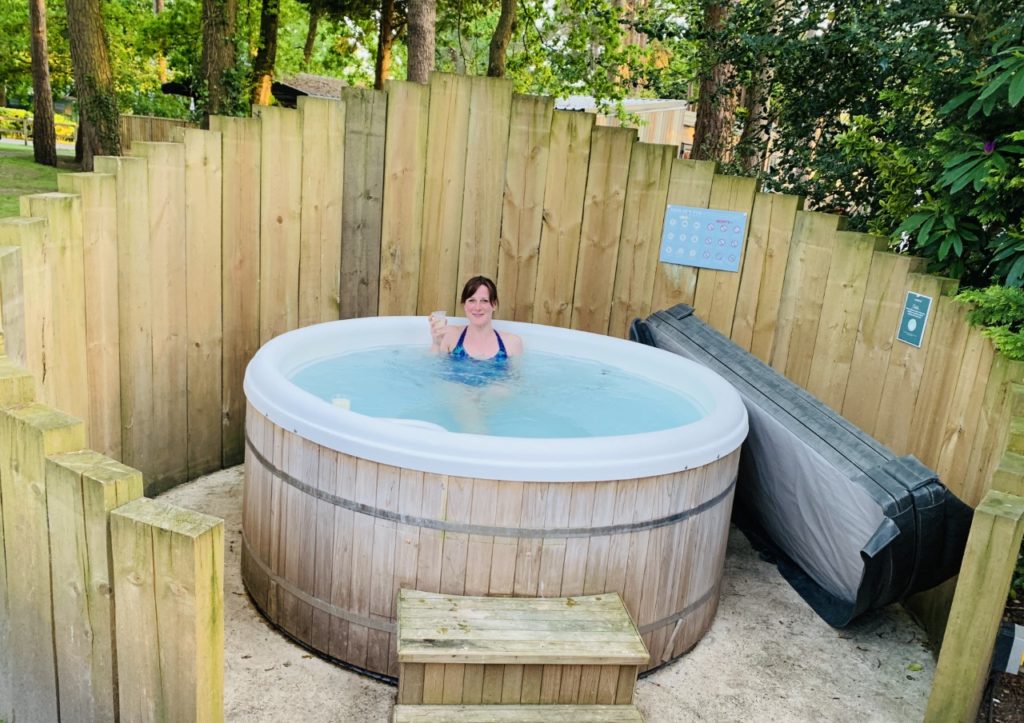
[240,534,719,636]
[245,432,737,538]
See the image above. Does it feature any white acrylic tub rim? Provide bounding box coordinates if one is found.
[243,316,749,482]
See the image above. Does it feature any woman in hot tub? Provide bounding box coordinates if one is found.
[429,276,523,360]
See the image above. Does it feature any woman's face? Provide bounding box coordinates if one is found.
[463,285,496,325]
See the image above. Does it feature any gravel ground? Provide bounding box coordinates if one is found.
[160,466,935,722]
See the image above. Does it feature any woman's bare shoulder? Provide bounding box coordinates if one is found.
[439,324,463,351]
[503,331,524,356]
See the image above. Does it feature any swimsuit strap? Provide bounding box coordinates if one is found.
[494,331,508,360]
[452,327,469,357]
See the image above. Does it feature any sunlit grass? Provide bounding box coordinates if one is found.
[0,145,77,219]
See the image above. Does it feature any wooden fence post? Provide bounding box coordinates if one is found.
[0,403,85,722]
[0,362,36,722]
[925,490,1024,722]
[45,450,143,721]
[111,497,224,722]
[0,246,25,362]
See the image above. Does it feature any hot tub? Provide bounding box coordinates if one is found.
[241,317,747,679]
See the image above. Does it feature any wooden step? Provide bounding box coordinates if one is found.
[393,704,645,722]
[397,590,649,705]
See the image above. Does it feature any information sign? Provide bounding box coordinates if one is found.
[897,291,932,348]
[659,205,748,273]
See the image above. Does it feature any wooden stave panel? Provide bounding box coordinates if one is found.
[241,409,739,677]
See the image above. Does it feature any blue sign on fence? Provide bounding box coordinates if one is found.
[897,291,932,348]
[659,205,748,273]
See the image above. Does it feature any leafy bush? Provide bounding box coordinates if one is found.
[956,286,1024,360]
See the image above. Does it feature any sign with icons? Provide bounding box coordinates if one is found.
[659,205,748,273]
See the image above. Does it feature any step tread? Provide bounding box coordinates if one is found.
[393,704,645,722]
[397,590,649,665]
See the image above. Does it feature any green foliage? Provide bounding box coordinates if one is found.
[0,146,66,219]
[955,286,1024,360]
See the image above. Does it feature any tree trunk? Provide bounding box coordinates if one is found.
[736,65,770,173]
[65,0,121,170]
[487,0,515,77]
[154,0,167,82]
[303,5,322,69]
[374,0,395,90]
[251,0,280,106]
[28,0,56,166]
[406,0,435,83]
[690,0,737,161]
[202,0,238,123]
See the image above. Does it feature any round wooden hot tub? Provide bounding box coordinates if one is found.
[241,317,747,680]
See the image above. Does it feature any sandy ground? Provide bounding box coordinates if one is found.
[160,466,935,722]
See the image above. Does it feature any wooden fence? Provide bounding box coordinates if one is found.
[0,352,224,722]
[0,72,1021,718]
[118,114,197,151]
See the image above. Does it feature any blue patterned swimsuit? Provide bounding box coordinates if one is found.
[445,327,509,386]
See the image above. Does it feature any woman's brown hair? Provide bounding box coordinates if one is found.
[460,276,499,306]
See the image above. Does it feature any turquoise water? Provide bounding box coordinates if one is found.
[289,346,704,438]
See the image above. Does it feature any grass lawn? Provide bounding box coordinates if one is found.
[0,145,78,219]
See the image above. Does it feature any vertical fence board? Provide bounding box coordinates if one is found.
[417,73,472,316]
[962,356,1024,506]
[731,191,773,352]
[132,142,188,493]
[340,87,387,319]
[804,232,881,410]
[909,296,972,469]
[650,160,716,312]
[184,129,225,481]
[691,175,758,336]
[45,450,143,722]
[18,193,90,437]
[874,274,959,455]
[936,326,993,492]
[497,94,554,322]
[532,110,593,327]
[57,172,122,459]
[111,497,224,722]
[256,106,303,342]
[379,82,428,316]
[840,252,923,435]
[770,211,842,386]
[571,126,635,334]
[608,143,674,338]
[210,116,261,467]
[456,76,514,305]
[0,218,45,379]
[0,404,84,723]
[0,246,24,363]
[95,155,157,482]
[298,97,346,324]
[748,193,802,363]
[0,363,35,722]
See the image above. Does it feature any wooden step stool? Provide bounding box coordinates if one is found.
[396,590,649,706]
[392,704,645,722]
